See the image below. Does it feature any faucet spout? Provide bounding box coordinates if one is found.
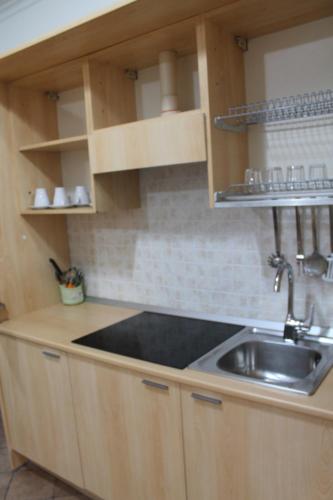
[271,258,313,342]
[273,261,294,318]
[273,268,282,292]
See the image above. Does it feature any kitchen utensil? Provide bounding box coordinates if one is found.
[74,186,90,206]
[268,207,285,268]
[303,207,328,277]
[53,187,70,207]
[323,206,333,282]
[34,188,49,208]
[295,206,304,274]
[63,267,84,288]
[49,258,64,283]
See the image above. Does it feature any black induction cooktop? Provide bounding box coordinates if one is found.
[73,312,244,369]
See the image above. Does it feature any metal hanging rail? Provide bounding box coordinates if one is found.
[214,89,333,132]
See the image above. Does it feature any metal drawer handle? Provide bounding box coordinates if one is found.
[142,379,169,391]
[42,351,61,359]
[191,392,222,405]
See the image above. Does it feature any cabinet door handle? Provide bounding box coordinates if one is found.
[142,379,169,391]
[191,392,222,405]
[42,350,61,359]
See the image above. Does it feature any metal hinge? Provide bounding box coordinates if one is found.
[124,69,138,80]
[45,91,60,101]
[235,36,248,52]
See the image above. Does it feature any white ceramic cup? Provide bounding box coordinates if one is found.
[34,188,50,208]
[74,186,90,206]
[53,187,70,207]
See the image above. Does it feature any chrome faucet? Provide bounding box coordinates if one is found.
[270,258,314,343]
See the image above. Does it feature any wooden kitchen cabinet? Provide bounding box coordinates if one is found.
[89,110,207,174]
[0,336,83,487]
[181,386,333,500]
[69,355,186,500]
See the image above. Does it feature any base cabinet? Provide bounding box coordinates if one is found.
[0,336,83,486]
[69,355,187,500]
[181,386,333,500]
[1,334,333,500]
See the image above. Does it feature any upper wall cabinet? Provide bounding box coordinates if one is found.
[10,15,248,211]
[83,17,246,205]
[82,21,208,175]
[10,70,140,215]
[4,2,333,212]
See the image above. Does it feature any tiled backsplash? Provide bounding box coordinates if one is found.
[68,163,333,326]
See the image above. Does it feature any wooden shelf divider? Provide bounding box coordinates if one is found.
[20,135,88,153]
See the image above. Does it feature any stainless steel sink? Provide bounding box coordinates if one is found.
[189,328,333,395]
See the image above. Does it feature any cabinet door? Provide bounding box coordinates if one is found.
[182,386,333,500]
[90,110,207,174]
[0,336,83,486]
[69,355,186,500]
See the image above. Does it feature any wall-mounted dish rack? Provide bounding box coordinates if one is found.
[215,180,333,208]
[214,89,333,133]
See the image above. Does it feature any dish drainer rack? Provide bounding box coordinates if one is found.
[215,180,333,208]
[214,89,333,132]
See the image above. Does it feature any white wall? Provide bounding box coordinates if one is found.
[245,17,333,178]
[0,0,120,54]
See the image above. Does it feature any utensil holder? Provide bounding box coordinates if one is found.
[59,284,84,305]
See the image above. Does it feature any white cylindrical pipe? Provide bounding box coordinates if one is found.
[159,50,179,115]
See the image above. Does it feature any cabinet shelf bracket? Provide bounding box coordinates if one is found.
[124,68,138,80]
[213,116,247,133]
[45,91,60,101]
[235,36,248,52]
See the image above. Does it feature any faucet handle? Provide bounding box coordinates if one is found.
[305,303,315,329]
[301,303,315,334]
[292,304,315,340]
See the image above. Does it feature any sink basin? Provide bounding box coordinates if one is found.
[189,328,333,395]
[217,340,321,385]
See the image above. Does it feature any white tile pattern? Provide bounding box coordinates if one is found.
[68,164,333,326]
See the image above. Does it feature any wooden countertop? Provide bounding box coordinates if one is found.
[1,301,333,422]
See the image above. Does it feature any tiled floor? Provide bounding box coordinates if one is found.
[0,418,91,500]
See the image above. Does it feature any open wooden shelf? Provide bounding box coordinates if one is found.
[20,135,88,153]
[21,206,96,215]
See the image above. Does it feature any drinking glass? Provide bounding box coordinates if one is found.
[245,168,262,185]
[244,169,262,193]
[309,163,328,189]
[286,165,305,190]
[263,167,284,191]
